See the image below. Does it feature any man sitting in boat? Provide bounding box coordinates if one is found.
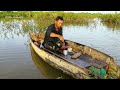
[42,16,69,53]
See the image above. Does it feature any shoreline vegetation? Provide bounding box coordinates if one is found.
[0,11,120,30]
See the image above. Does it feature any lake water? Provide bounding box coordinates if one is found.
[0,19,120,79]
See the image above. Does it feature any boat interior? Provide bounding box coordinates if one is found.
[42,44,108,69]
[32,38,108,71]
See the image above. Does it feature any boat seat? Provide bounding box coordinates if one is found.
[79,54,108,68]
[62,54,92,68]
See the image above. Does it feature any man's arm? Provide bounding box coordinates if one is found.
[50,33,60,38]
[50,33,64,42]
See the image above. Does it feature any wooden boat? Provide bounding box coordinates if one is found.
[29,32,120,79]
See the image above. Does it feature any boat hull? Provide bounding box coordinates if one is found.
[30,39,90,79]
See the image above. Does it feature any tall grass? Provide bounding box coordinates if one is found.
[32,12,97,30]
[100,13,120,24]
[99,13,120,30]
[0,11,97,30]
[1,11,120,30]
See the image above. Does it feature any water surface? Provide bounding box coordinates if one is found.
[0,19,120,79]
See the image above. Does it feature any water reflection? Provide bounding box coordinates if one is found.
[0,19,37,40]
[29,43,73,79]
[101,21,120,31]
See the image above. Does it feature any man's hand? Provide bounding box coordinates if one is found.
[58,35,64,42]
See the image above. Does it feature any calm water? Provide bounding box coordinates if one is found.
[0,19,120,79]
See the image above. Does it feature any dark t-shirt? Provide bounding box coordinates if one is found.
[43,23,63,45]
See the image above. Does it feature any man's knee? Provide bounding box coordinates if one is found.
[44,42,54,51]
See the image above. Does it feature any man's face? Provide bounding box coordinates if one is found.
[55,20,63,29]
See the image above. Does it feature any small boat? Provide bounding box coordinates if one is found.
[29,32,120,79]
